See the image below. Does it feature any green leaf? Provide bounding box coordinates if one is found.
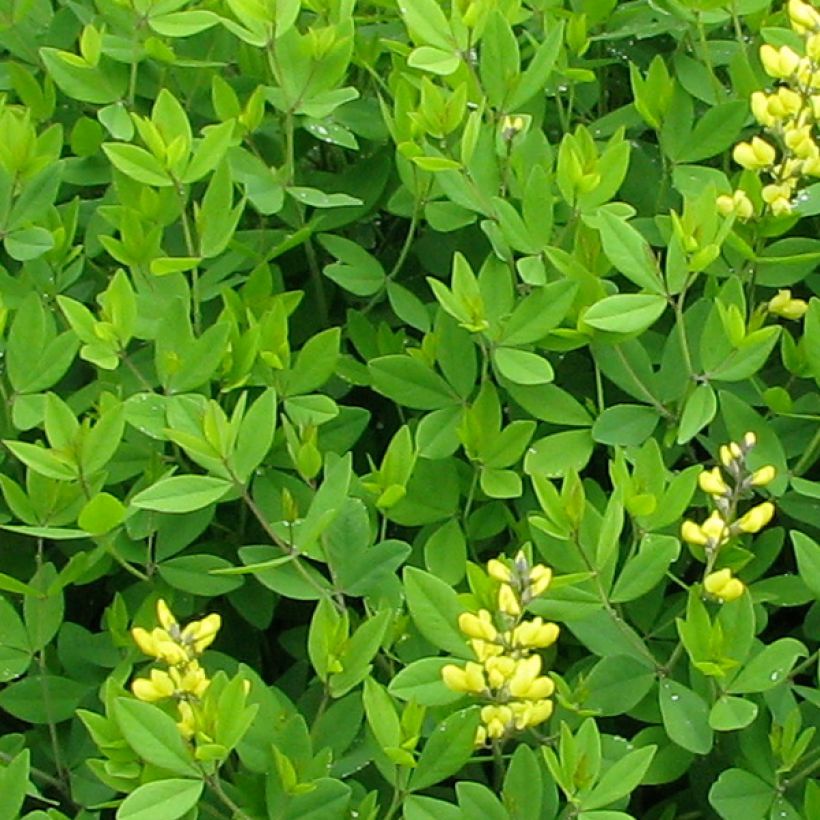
[409,707,480,791]
[592,404,659,446]
[709,768,774,819]
[792,531,820,599]
[675,101,747,163]
[659,679,713,754]
[102,143,172,186]
[4,227,54,261]
[611,534,680,603]
[40,48,127,104]
[583,294,667,333]
[403,566,469,657]
[370,355,457,410]
[78,492,127,535]
[0,675,86,723]
[493,347,554,385]
[113,698,199,776]
[399,0,454,51]
[584,655,656,716]
[581,745,656,810]
[117,779,203,820]
[594,209,665,294]
[131,475,232,513]
[677,383,717,444]
[0,597,33,682]
[159,554,243,595]
[287,186,362,208]
[388,658,463,706]
[709,696,758,731]
[727,638,807,693]
[524,430,595,478]
[0,749,28,820]
[318,233,385,297]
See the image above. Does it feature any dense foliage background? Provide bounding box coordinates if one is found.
[0,0,818,817]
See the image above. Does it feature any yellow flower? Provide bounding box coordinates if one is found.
[501,115,526,140]
[768,289,809,320]
[759,44,801,79]
[511,618,560,650]
[509,698,553,730]
[528,564,552,597]
[750,92,776,127]
[487,559,511,584]
[681,520,708,546]
[176,701,198,739]
[470,638,504,662]
[733,137,776,170]
[698,467,729,497]
[132,669,175,702]
[498,583,521,616]
[480,704,512,739]
[735,501,775,534]
[704,568,745,602]
[701,511,730,545]
[484,655,517,688]
[507,655,554,699]
[750,465,776,486]
[442,661,487,694]
[716,190,753,220]
[762,185,793,216]
[458,610,497,642]
[789,0,820,33]
[182,613,222,655]
[784,124,817,159]
[156,598,176,631]
[171,661,210,698]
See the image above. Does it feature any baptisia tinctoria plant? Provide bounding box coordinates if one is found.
[442,551,559,746]
[681,432,776,603]
[1,0,819,817]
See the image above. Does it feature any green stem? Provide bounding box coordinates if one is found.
[571,533,659,670]
[695,12,723,102]
[492,740,507,791]
[174,181,201,335]
[205,772,252,820]
[793,427,820,476]
[613,345,675,420]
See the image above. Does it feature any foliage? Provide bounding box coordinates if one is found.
[0,0,818,818]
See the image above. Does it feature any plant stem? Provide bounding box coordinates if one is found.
[206,772,252,820]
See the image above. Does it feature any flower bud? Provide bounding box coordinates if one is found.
[698,467,730,497]
[742,432,757,449]
[156,599,177,631]
[735,501,775,533]
[750,465,776,486]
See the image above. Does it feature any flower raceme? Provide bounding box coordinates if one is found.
[722,0,820,218]
[682,432,776,549]
[131,598,222,738]
[441,551,559,746]
[680,433,776,605]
